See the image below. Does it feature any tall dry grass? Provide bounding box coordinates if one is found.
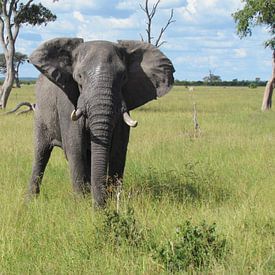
[0,85,274,273]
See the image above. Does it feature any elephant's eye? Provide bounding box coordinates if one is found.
[74,72,83,83]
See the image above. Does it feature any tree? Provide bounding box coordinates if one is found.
[0,1,56,109]
[140,0,175,47]
[203,70,222,84]
[232,0,275,111]
[0,52,27,88]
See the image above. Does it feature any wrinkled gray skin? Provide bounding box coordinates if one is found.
[28,38,174,207]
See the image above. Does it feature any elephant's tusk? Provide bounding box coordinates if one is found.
[71,109,83,121]
[123,112,138,127]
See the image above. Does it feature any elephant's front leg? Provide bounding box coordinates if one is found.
[28,126,53,197]
[66,141,91,195]
[108,116,130,193]
[67,152,91,194]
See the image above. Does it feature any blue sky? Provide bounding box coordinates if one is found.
[16,0,272,81]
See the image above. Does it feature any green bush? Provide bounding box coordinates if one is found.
[98,207,145,247]
[249,83,258,88]
[156,221,229,272]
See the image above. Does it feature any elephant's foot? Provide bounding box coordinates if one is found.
[73,181,91,196]
[25,184,40,203]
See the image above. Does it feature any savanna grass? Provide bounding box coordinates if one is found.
[0,85,274,273]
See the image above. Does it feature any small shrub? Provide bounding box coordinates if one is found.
[249,83,257,89]
[155,221,229,272]
[98,207,145,247]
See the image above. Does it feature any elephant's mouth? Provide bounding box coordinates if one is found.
[70,99,138,128]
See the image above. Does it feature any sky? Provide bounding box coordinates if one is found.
[16,0,273,81]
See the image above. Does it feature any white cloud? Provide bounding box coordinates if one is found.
[234,48,247,58]
[73,11,85,23]
[158,0,184,8]
[175,55,219,69]
[30,17,77,41]
[16,38,34,54]
[38,0,100,12]
[263,60,271,67]
[95,15,139,29]
[74,14,141,41]
[117,0,182,10]
[177,0,242,24]
[201,39,235,49]
[116,0,139,10]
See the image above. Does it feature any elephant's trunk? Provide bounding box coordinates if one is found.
[77,80,137,206]
[90,140,109,206]
[86,87,116,207]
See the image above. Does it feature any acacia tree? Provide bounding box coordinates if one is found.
[0,1,56,109]
[0,51,27,87]
[232,0,275,111]
[140,0,175,47]
[203,71,222,84]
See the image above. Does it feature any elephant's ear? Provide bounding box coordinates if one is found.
[118,40,175,110]
[29,38,84,105]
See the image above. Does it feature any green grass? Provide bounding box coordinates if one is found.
[0,85,274,273]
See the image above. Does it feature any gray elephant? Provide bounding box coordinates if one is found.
[28,38,174,207]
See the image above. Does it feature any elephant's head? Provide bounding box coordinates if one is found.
[29,37,175,206]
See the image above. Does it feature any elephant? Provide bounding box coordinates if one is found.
[28,37,175,207]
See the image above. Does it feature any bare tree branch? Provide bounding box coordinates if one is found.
[24,0,34,9]
[156,40,167,48]
[0,18,8,53]
[150,0,160,18]
[155,9,175,47]
[140,0,161,44]
[12,23,19,41]
[10,0,22,41]
[0,2,14,46]
[140,1,150,43]
[2,101,35,115]
[140,0,175,47]
[2,1,8,15]
[8,0,21,17]
[8,1,15,17]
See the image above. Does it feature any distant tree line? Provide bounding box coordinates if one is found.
[174,79,267,87]
[0,78,267,88]
[0,79,36,86]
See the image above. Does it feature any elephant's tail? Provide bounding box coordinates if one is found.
[2,102,36,115]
